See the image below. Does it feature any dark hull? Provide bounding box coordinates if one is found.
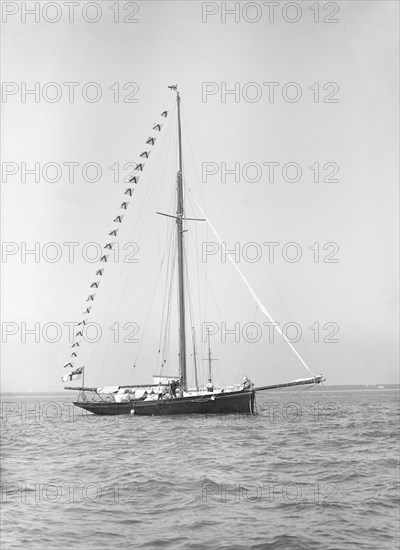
[73,390,255,416]
[73,400,135,415]
[132,390,255,416]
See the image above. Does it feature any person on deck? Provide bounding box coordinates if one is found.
[242,376,253,390]
[170,379,178,397]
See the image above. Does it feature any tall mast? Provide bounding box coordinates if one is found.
[165,85,205,390]
[174,86,187,390]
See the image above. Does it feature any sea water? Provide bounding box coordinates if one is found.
[1,389,399,549]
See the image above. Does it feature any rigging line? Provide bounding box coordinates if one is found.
[156,180,178,337]
[186,227,243,388]
[142,112,177,373]
[133,231,176,383]
[181,113,211,363]
[182,109,314,372]
[81,161,145,361]
[156,228,174,373]
[96,223,144,381]
[96,150,171,381]
[158,199,177,377]
[162,195,179,373]
[85,166,148,380]
[129,114,173,241]
[181,106,207,212]
[155,104,177,260]
[133,109,177,249]
[162,273,174,376]
[127,166,178,380]
[159,228,177,376]
[183,243,198,388]
[124,117,177,381]
[183,113,250,367]
[162,270,174,376]
[195,217,205,371]
[184,189,240,385]
[92,264,132,383]
[157,227,175,357]
[218,184,315,368]
[180,136,208,385]
[90,113,174,375]
[83,107,177,381]
[181,108,312,362]
[126,252,168,385]
[156,172,178,351]
[184,188,208,373]
[188,192,314,377]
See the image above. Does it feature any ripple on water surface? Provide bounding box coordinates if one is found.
[1,390,399,549]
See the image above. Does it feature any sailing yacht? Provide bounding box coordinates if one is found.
[63,85,324,415]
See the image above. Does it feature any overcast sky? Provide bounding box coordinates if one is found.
[1,1,398,392]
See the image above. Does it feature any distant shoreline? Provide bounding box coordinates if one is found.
[1,384,399,396]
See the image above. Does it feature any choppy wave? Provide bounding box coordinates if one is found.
[1,390,399,549]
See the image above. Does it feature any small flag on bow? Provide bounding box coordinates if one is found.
[61,366,84,383]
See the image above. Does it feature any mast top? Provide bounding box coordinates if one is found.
[168,84,180,99]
